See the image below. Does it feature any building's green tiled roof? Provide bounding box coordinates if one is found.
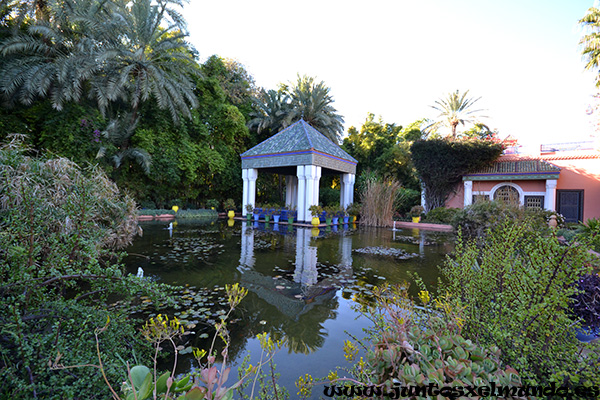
[464,158,561,181]
[241,119,357,163]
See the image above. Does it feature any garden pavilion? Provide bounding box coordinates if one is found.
[240,119,357,223]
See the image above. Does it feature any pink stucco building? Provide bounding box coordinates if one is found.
[445,141,600,223]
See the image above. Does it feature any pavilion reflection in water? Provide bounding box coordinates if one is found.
[237,223,354,353]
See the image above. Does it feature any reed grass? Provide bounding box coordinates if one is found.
[359,176,401,227]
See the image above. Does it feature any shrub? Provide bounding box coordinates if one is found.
[408,205,424,218]
[423,207,459,224]
[206,199,219,209]
[224,198,236,211]
[441,220,600,387]
[0,136,167,399]
[576,217,600,252]
[396,187,421,215]
[450,200,554,239]
[319,187,341,207]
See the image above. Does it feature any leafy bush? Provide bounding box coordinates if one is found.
[396,187,421,215]
[0,136,167,399]
[319,186,341,207]
[423,207,459,224]
[441,220,600,387]
[224,198,236,211]
[450,200,557,239]
[576,217,600,252]
[0,302,149,399]
[206,199,219,209]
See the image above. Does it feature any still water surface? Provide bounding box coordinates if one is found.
[124,219,454,398]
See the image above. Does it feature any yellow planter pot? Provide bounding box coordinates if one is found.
[412,216,421,223]
[311,217,320,226]
[227,210,235,218]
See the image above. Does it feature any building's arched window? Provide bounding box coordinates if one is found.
[493,185,520,205]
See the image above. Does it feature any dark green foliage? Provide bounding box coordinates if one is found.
[576,217,600,252]
[137,209,217,219]
[422,206,459,224]
[0,301,148,399]
[319,186,341,207]
[442,221,600,387]
[0,138,166,399]
[343,114,421,191]
[201,55,257,120]
[396,187,421,215]
[410,138,503,210]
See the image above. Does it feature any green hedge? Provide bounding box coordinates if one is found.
[138,209,218,218]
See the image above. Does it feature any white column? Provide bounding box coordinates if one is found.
[305,165,317,223]
[238,223,255,269]
[464,180,473,207]
[421,181,426,210]
[297,166,307,222]
[348,174,355,205]
[341,173,354,208]
[285,175,298,208]
[247,168,258,212]
[340,175,346,207]
[294,228,318,286]
[285,175,293,207]
[545,179,557,211]
[313,166,321,206]
[242,169,249,216]
[340,235,353,267]
[291,176,298,208]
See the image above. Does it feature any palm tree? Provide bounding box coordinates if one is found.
[98,0,199,124]
[284,75,344,144]
[0,0,199,173]
[425,90,487,138]
[247,88,290,139]
[248,75,345,144]
[580,7,600,86]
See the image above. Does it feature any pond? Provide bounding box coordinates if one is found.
[123,218,454,398]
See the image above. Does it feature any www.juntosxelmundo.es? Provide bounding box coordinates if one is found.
[322,382,600,399]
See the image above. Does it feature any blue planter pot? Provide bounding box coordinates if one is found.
[253,214,260,221]
[343,216,349,224]
[332,217,339,225]
[273,215,280,223]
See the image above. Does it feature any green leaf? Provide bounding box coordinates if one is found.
[183,387,205,400]
[137,373,153,400]
[156,371,171,394]
[129,365,151,390]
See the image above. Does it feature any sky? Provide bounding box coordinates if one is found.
[184,0,598,154]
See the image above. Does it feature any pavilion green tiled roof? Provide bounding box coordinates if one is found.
[464,158,561,181]
[241,119,357,174]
